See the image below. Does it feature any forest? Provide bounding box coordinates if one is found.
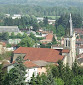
[0,5,83,18]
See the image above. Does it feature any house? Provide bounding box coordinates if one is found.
[40,33,53,44]
[13,47,64,63]
[48,19,56,25]
[0,26,20,34]
[76,45,83,55]
[12,14,21,19]
[76,39,83,46]
[77,53,83,66]
[5,14,10,17]
[8,39,21,45]
[36,17,44,23]
[7,47,64,82]
[74,28,83,35]
[7,60,49,82]
[24,60,48,82]
[0,42,6,54]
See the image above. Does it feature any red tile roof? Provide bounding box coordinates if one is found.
[40,33,53,42]
[62,49,70,53]
[74,29,83,34]
[46,33,53,40]
[14,47,64,63]
[24,61,38,68]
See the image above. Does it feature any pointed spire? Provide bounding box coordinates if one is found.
[69,13,73,36]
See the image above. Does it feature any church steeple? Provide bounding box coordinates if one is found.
[69,13,73,36]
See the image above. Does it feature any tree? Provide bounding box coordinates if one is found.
[29,33,37,41]
[10,32,15,39]
[43,17,48,25]
[57,60,64,78]
[72,60,79,77]
[52,36,57,45]
[29,73,37,85]
[55,78,64,85]
[3,56,26,85]
[51,65,59,77]
[0,64,4,85]
[62,64,73,85]
[71,75,83,85]
[56,25,65,37]
[2,32,9,40]
[18,37,35,47]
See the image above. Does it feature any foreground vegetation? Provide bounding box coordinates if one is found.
[0,57,83,85]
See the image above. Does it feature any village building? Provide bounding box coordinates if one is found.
[74,28,83,38]
[40,33,53,44]
[52,14,76,67]
[76,39,83,46]
[76,53,83,66]
[7,47,64,82]
[12,14,21,19]
[0,42,6,54]
[48,19,56,25]
[0,26,20,34]
[76,45,83,55]
[8,39,21,45]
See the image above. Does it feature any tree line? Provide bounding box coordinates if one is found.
[0,4,83,17]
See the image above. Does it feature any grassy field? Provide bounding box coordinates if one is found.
[47,16,60,20]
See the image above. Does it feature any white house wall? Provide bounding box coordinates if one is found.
[25,68,38,82]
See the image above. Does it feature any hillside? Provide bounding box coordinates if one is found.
[0,0,83,7]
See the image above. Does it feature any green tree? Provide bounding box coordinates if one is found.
[33,23,40,31]
[2,32,9,40]
[51,65,59,77]
[3,56,26,85]
[43,17,48,25]
[56,25,65,37]
[0,64,4,85]
[29,33,37,41]
[55,78,64,85]
[71,75,83,85]
[18,37,35,47]
[16,33,22,39]
[10,32,15,39]
[52,36,57,45]
[72,60,79,77]
[29,73,36,85]
[62,64,73,85]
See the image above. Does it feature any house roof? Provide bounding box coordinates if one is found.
[14,47,64,63]
[40,33,53,41]
[0,26,19,32]
[62,49,70,53]
[76,53,83,58]
[46,33,53,40]
[32,60,48,67]
[24,61,38,68]
[76,39,83,44]
[79,45,83,48]
[74,29,83,34]
[2,60,10,67]
[77,57,83,64]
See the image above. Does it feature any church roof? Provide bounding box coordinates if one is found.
[14,47,64,63]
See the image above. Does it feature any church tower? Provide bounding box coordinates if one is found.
[64,13,76,67]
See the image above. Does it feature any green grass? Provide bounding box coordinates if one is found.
[47,16,60,20]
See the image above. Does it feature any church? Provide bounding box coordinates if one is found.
[52,14,76,67]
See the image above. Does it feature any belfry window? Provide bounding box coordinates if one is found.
[68,41,70,47]
[66,40,67,47]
